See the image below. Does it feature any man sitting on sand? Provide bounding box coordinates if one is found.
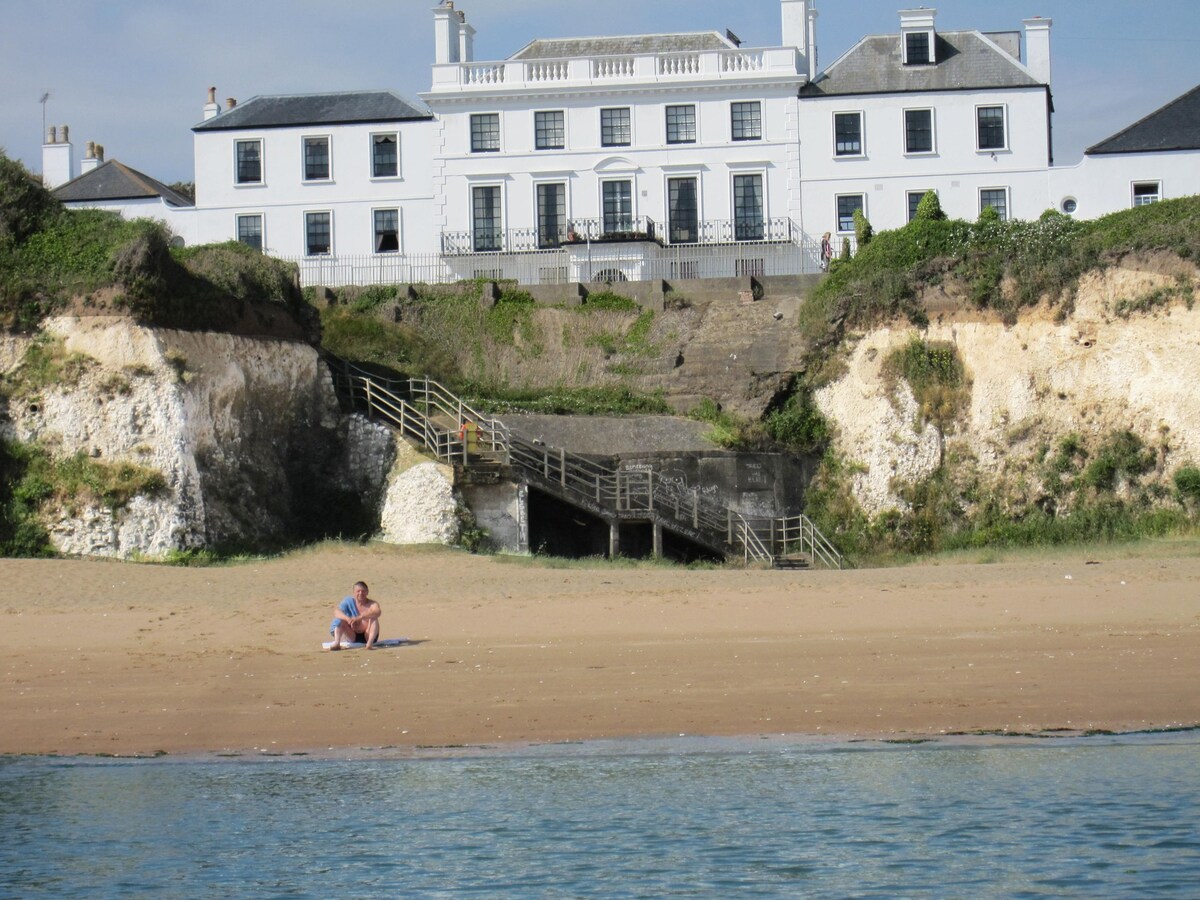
[328,581,381,650]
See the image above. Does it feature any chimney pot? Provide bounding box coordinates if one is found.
[226,97,237,110]
[97,145,104,161]
[47,125,57,144]
[208,86,217,103]
[61,124,69,143]
[86,141,96,158]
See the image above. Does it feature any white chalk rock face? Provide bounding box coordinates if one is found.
[377,442,461,546]
[2,315,359,558]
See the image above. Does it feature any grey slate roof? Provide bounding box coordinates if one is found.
[192,90,430,132]
[1086,84,1200,155]
[512,31,733,60]
[53,160,194,207]
[800,31,1041,97]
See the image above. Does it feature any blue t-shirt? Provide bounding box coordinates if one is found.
[330,596,359,632]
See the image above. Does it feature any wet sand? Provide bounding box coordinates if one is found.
[3,544,1198,756]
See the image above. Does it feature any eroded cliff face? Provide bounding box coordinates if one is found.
[0,316,394,557]
[816,260,1200,517]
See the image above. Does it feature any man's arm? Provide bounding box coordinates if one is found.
[358,600,381,622]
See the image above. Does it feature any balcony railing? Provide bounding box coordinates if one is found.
[441,216,797,255]
[431,47,802,93]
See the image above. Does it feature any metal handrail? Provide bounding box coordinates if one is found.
[324,358,843,568]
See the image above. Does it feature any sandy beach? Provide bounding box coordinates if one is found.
[2,543,1198,756]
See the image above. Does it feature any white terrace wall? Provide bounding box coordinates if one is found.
[1047,150,1200,220]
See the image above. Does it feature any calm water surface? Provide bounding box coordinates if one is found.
[2,734,1198,898]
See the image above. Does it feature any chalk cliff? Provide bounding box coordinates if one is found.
[816,258,1200,516]
[0,316,394,557]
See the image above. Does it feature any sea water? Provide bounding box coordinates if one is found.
[2,733,1198,898]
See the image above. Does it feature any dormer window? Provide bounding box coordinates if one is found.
[905,31,932,65]
[899,8,938,65]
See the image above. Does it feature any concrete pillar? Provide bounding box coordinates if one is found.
[609,521,620,559]
[652,523,663,559]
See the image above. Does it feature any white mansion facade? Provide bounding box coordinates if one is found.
[44,1,1200,286]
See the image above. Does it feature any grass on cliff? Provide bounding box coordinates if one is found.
[797,194,1200,341]
[0,437,166,557]
[0,151,304,331]
[317,282,671,415]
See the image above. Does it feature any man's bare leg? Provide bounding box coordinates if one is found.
[328,622,356,650]
[362,619,379,649]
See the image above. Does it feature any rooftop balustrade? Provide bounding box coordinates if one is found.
[430,46,802,93]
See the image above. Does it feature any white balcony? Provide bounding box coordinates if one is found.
[429,47,803,93]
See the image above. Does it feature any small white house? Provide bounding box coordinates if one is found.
[1048,85,1200,219]
[47,132,198,245]
[189,88,438,271]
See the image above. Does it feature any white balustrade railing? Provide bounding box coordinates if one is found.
[526,60,569,82]
[658,53,700,76]
[592,56,636,79]
[721,50,765,72]
[464,63,505,85]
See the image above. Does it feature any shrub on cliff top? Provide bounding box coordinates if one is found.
[0,152,62,245]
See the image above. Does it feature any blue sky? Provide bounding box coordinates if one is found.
[2,0,1198,185]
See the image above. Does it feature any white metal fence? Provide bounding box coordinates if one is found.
[280,234,830,289]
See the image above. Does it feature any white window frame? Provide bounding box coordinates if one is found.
[731,101,763,142]
[979,187,1010,221]
[665,172,703,243]
[234,138,264,186]
[533,109,567,151]
[235,213,265,251]
[835,193,866,234]
[731,169,767,241]
[833,111,864,158]
[470,113,501,153]
[903,30,935,65]
[302,134,332,183]
[532,178,570,247]
[372,207,401,254]
[370,131,401,180]
[903,108,936,156]
[1131,181,1161,207]
[976,104,1009,152]
[471,183,504,251]
[665,104,698,145]
[304,210,333,257]
[599,177,636,234]
[600,107,633,148]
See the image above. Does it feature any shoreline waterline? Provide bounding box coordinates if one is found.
[5,723,1199,766]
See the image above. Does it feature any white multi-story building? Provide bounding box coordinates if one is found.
[43,1,1200,287]
[797,10,1055,236]
[189,87,437,261]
